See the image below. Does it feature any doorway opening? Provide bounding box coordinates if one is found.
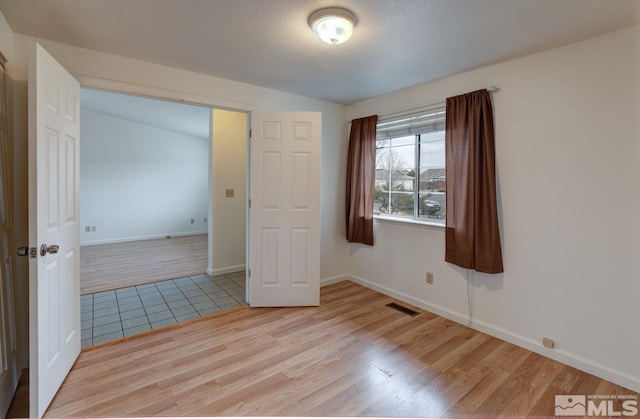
[77,88,248,348]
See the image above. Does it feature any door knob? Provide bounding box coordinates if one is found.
[17,246,37,258]
[40,244,60,257]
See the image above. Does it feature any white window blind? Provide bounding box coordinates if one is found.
[376,106,445,140]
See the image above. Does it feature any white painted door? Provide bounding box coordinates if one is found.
[28,43,81,419]
[0,59,20,419]
[248,111,321,307]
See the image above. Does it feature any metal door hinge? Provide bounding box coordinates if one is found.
[248,199,251,208]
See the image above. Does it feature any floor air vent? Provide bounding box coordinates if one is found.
[385,302,420,317]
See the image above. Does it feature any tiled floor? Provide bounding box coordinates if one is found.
[80,271,246,348]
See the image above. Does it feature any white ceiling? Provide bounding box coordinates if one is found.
[1,0,639,104]
[81,88,211,139]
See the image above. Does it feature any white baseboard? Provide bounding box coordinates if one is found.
[320,274,350,288]
[207,265,245,276]
[80,231,208,246]
[345,273,640,393]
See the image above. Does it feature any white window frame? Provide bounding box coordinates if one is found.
[374,105,446,226]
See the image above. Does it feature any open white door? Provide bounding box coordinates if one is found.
[28,43,81,419]
[0,57,20,419]
[248,111,321,307]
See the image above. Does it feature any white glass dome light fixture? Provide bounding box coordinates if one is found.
[308,7,357,45]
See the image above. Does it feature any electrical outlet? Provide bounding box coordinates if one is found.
[225,189,235,198]
[543,337,555,348]
[426,272,434,285]
[190,218,195,224]
[85,226,90,232]
[91,226,96,232]
[203,217,207,223]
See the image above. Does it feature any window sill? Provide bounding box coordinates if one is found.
[373,215,445,230]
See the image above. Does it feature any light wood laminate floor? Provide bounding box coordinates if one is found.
[80,234,208,295]
[45,281,636,418]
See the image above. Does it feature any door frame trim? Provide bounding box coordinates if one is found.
[76,76,255,113]
[76,76,252,297]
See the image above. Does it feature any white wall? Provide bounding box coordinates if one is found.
[347,25,640,391]
[209,109,247,275]
[8,32,349,281]
[79,109,209,245]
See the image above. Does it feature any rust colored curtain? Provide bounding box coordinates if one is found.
[346,115,378,245]
[445,90,503,273]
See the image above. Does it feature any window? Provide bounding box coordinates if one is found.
[374,106,446,225]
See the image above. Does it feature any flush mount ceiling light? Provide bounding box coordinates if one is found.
[308,7,356,45]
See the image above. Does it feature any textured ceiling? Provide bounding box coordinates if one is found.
[1,0,639,104]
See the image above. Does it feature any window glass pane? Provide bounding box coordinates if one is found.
[375,144,390,198]
[390,170,415,192]
[418,168,445,193]
[419,130,445,144]
[373,190,390,216]
[418,192,445,224]
[391,135,415,146]
[376,139,390,149]
[375,144,415,192]
[419,133,445,169]
[375,143,390,190]
[375,170,390,192]
[390,144,415,170]
[419,132,445,195]
[379,192,414,217]
[373,107,445,224]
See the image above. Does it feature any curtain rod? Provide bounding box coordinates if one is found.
[363,86,500,122]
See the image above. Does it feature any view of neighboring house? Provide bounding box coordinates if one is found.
[419,168,445,192]
[375,168,416,191]
[374,168,446,192]
[374,168,445,219]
